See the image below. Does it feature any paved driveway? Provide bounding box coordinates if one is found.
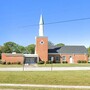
[0,67,90,71]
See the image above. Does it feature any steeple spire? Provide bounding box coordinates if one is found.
[39,14,44,36]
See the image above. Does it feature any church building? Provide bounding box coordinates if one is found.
[1,15,88,64]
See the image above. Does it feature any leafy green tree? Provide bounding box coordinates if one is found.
[26,44,35,54]
[1,42,36,54]
[3,42,20,53]
[0,46,2,59]
[87,47,90,57]
[0,46,5,59]
[17,45,27,53]
[48,41,54,47]
[55,43,65,47]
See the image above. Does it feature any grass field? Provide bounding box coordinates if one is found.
[0,71,90,90]
[0,64,22,68]
[0,63,90,68]
[0,71,90,86]
[38,63,90,67]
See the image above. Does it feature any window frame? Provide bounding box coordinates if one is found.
[62,56,66,61]
[55,56,60,60]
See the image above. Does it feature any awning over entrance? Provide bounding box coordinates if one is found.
[24,54,38,57]
[23,54,39,65]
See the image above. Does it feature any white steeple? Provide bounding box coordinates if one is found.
[39,14,44,36]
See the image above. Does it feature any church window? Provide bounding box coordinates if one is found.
[55,56,60,63]
[40,41,44,44]
[49,56,52,60]
[55,56,60,60]
[62,56,66,61]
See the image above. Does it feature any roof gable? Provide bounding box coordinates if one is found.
[48,46,87,54]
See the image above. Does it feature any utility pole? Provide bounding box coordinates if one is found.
[51,57,54,71]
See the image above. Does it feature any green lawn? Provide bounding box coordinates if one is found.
[38,63,90,67]
[0,63,90,68]
[0,86,89,90]
[0,64,22,68]
[0,71,90,86]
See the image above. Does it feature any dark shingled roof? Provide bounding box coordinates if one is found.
[48,46,61,53]
[48,46,87,54]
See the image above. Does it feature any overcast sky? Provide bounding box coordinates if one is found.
[0,0,90,47]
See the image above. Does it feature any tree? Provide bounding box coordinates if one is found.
[1,42,36,54]
[87,47,90,57]
[3,42,20,53]
[55,43,65,47]
[0,46,5,59]
[17,45,27,53]
[48,41,54,47]
[0,46,2,59]
[26,44,35,54]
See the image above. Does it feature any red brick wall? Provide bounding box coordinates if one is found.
[48,54,88,63]
[36,37,48,62]
[60,54,88,63]
[2,53,24,64]
[48,54,60,62]
[60,54,74,63]
[73,54,88,63]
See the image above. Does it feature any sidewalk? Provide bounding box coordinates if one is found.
[0,84,90,89]
[0,67,90,71]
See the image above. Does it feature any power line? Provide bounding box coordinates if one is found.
[45,17,90,25]
[21,17,90,28]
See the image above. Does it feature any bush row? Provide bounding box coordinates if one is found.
[62,61,68,63]
[77,60,87,63]
[38,60,68,64]
[37,61,45,64]
[1,61,21,65]
[0,60,88,65]
[38,60,89,64]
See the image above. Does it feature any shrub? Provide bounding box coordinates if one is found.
[46,61,49,64]
[62,61,68,64]
[81,60,84,63]
[88,61,90,63]
[78,60,87,63]
[55,61,61,63]
[38,61,45,64]
[82,60,87,63]
[85,61,87,63]
[46,60,53,64]
[7,62,11,65]
[11,62,17,64]
[17,61,21,65]
[13,62,16,64]
[84,60,87,63]
[77,60,82,63]
[2,61,6,65]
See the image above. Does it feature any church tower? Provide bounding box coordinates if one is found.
[35,14,48,62]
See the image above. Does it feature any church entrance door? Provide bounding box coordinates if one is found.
[69,56,73,63]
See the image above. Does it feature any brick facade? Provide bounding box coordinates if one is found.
[48,53,88,63]
[35,37,48,62]
[2,53,24,64]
